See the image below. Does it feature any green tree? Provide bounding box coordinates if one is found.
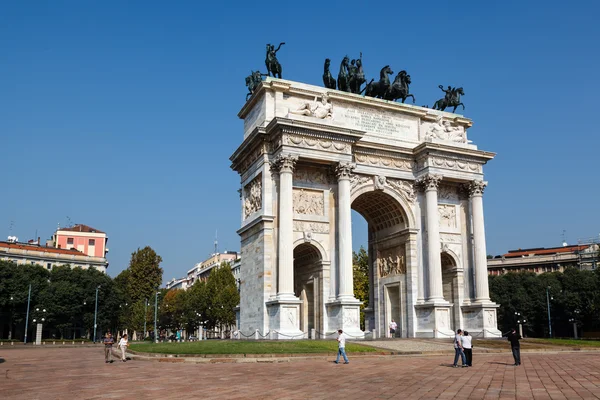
[204,263,240,332]
[352,247,369,330]
[127,246,163,303]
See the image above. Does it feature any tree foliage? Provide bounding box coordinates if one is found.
[0,261,123,340]
[127,246,163,304]
[489,267,600,337]
[203,263,240,331]
[353,247,369,330]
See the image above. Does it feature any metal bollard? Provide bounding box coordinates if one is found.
[255,329,259,340]
[371,329,377,340]
[310,329,316,340]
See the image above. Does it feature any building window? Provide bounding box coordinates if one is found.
[46,263,52,270]
[89,239,95,246]
[67,238,74,245]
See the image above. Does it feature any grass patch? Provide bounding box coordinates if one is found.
[526,338,600,347]
[129,340,378,355]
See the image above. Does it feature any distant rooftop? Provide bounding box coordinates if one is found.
[57,224,105,234]
[504,245,589,258]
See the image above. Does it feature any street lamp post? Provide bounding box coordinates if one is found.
[154,291,159,343]
[93,286,100,343]
[24,284,32,344]
[144,298,148,339]
[546,286,552,338]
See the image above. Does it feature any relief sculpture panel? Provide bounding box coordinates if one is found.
[376,246,406,277]
[293,188,324,216]
[243,175,262,219]
[438,204,457,230]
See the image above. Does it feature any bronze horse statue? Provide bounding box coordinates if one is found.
[323,58,336,89]
[433,85,465,112]
[365,65,393,98]
[337,56,350,92]
[265,42,285,78]
[384,70,415,103]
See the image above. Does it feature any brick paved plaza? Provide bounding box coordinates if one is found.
[1,347,599,399]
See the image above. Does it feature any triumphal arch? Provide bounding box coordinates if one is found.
[231,78,501,339]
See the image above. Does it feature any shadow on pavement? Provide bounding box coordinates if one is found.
[488,362,514,365]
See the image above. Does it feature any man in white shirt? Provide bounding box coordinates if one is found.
[461,330,473,367]
[334,329,349,364]
[453,329,467,367]
[389,320,398,338]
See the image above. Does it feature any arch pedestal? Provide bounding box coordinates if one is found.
[231,78,501,339]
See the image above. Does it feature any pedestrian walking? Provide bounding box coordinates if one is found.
[389,319,398,338]
[452,329,467,368]
[118,333,129,362]
[334,329,349,364]
[103,332,114,363]
[461,330,473,367]
[507,328,521,366]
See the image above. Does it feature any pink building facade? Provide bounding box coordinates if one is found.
[52,224,108,258]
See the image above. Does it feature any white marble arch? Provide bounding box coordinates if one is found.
[231,77,501,339]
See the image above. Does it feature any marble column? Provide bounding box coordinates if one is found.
[272,154,298,299]
[336,162,355,301]
[468,180,490,302]
[418,174,444,302]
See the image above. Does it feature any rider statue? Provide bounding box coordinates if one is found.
[265,42,285,78]
[440,85,454,105]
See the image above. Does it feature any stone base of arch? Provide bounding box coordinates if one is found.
[266,299,305,339]
[414,303,455,338]
[325,300,364,339]
[461,303,502,338]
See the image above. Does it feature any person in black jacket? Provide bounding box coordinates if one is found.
[507,328,521,366]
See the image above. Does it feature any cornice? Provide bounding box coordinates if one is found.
[413,142,496,162]
[265,117,365,142]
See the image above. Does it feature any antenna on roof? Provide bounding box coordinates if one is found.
[214,230,218,255]
[562,230,568,247]
[66,216,73,228]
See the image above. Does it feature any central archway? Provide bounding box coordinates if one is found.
[351,186,415,338]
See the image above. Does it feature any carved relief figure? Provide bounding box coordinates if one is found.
[243,176,262,219]
[377,248,406,277]
[438,204,457,229]
[374,175,386,190]
[387,178,416,202]
[438,185,458,201]
[289,94,333,119]
[294,167,330,185]
[424,117,467,143]
[350,174,371,192]
[293,189,324,216]
[293,221,329,233]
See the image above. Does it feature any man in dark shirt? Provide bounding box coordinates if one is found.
[103,332,114,363]
[507,328,521,366]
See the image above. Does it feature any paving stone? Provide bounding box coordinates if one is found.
[1,348,600,399]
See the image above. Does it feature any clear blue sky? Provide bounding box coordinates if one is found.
[2,1,599,280]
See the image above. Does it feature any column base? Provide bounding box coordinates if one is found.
[461,302,502,338]
[326,300,364,339]
[414,303,454,338]
[265,298,304,340]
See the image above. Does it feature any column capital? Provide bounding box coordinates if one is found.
[335,162,356,181]
[415,174,443,192]
[464,180,487,197]
[270,153,298,174]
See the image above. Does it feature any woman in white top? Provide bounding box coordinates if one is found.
[461,331,473,367]
[118,334,129,362]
